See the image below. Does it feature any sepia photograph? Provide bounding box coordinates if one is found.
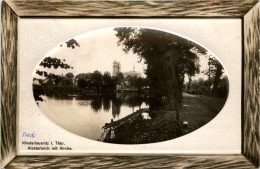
[32,27,229,144]
[2,0,258,168]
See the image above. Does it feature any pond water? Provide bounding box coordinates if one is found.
[38,92,149,140]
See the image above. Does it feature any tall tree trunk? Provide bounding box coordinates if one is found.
[212,63,223,96]
[164,48,182,119]
[188,75,192,92]
[208,59,211,96]
[172,47,180,119]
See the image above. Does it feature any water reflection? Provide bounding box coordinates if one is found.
[38,92,149,140]
[103,97,111,112]
[91,97,102,112]
[75,92,149,118]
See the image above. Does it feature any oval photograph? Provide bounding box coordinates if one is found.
[33,27,229,144]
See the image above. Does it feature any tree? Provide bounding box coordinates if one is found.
[188,78,205,94]
[114,27,203,115]
[33,39,80,102]
[217,75,229,98]
[202,56,224,96]
[128,76,137,88]
[77,79,87,88]
[112,72,124,86]
[38,57,72,69]
[65,39,80,49]
[103,71,112,87]
[91,70,103,87]
[65,72,74,85]
[182,51,200,92]
[65,72,74,79]
[117,72,124,84]
[133,77,147,89]
[64,78,73,85]
[212,60,224,96]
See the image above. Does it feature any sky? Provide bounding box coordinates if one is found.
[34,28,146,78]
[34,27,222,82]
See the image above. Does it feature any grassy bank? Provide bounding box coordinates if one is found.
[106,111,187,144]
[104,92,227,144]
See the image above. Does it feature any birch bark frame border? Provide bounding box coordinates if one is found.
[1,0,259,168]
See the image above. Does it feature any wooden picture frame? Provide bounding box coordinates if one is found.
[1,0,259,168]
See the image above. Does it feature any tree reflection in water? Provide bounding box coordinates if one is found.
[90,96,103,112]
[102,96,111,112]
[87,92,149,117]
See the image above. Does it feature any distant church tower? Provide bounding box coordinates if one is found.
[112,60,121,76]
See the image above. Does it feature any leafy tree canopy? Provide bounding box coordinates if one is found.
[114,27,202,84]
[65,39,80,49]
[114,27,203,110]
[34,39,80,102]
[39,57,73,69]
[65,72,74,79]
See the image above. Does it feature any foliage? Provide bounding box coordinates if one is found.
[103,71,113,87]
[91,70,103,87]
[114,27,204,111]
[202,56,224,96]
[65,39,80,49]
[126,76,149,89]
[78,79,87,88]
[73,69,149,91]
[65,72,74,79]
[187,76,228,98]
[33,84,44,102]
[216,76,229,98]
[111,72,124,86]
[33,39,79,102]
[64,78,73,85]
[39,57,72,69]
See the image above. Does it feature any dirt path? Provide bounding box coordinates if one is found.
[181,92,226,129]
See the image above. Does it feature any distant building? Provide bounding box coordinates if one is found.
[113,61,141,78]
[122,66,141,78]
[112,61,121,76]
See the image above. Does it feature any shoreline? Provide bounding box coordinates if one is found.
[102,92,226,144]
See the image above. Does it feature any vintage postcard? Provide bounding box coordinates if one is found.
[18,19,241,154]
